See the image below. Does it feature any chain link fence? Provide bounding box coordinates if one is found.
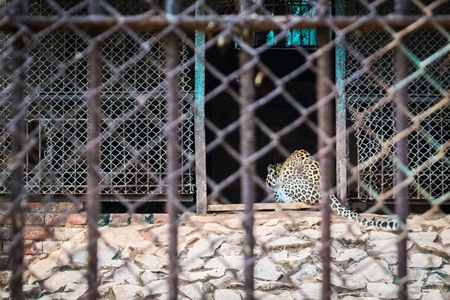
[346,0,450,202]
[0,0,449,299]
[0,0,194,195]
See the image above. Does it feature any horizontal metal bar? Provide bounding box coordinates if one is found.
[2,15,450,34]
[14,92,194,101]
[207,202,312,212]
[347,95,445,103]
[0,194,194,202]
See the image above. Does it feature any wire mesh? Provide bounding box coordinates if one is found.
[0,0,449,299]
[346,0,450,201]
[0,0,194,195]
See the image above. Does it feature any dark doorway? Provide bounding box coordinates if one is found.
[205,45,318,204]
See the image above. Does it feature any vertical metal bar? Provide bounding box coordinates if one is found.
[166,0,180,299]
[8,2,26,299]
[317,0,333,299]
[194,1,207,215]
[166,36,180,300]
[394,0,409,299]
[87,1,102,299]
[335,0,348,207]
[239,1,256,299]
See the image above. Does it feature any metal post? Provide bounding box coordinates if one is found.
[394,0,409,299]
[194,1,207,215]
[8,2,26,299]
[335,0,348,207]
[165,0,180,299]
[86,2,102,299]
[317,0,333,299]
[239,1,256,299]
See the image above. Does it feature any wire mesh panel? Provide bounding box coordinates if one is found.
[346,0,450,201]
[0,0,194,195]
[1,0,450,299]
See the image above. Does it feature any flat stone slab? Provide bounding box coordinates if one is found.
[254,257,282,281]
[264,236,312,250]
[204,256,244,270]
[440,228,450,245]
[186,234,224,258]
[408,253,443,269]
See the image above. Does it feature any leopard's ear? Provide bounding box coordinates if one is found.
[267,164,274,171]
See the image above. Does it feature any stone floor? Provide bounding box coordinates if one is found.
[1,211,449,299]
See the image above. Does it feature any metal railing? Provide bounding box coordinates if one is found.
[1,0,449,299]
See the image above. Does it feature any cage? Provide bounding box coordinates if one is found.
[0,0,195,196]
[345,0,450,202]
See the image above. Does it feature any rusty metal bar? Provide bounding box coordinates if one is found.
[8,2,26,299]
[239,0,256,299]
[395,0,410,299]
[194,0,207,215]
[317,0,333,299]
[166,0,180,299]
[86,1,102,299]
[166,33,180,300]
[3,14,450,34]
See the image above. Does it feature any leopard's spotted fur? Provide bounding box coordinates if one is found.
[266,150,398,231]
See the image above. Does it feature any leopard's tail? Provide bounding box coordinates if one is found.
[330,194,398,231]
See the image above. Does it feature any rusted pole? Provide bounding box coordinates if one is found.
[3,15,450,34]
[86,1,102,299]
[395,0,409,299]
[239,1,256,299]
[8,2,26,299]
[316,0,333,299]
[165,0,180,299]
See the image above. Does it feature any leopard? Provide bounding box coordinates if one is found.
[266,149,398,231]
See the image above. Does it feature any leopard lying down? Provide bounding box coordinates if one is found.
[266,150,398,231]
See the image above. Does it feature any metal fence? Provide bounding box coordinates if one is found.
[1,0,450,299]
[346,0,450,201]
[0,0,194,195]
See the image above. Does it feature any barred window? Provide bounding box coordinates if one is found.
[255,0,317,48]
